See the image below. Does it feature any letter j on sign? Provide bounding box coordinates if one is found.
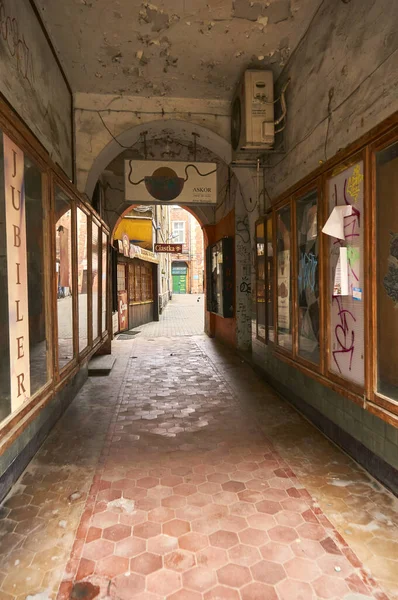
[4,134,31,410]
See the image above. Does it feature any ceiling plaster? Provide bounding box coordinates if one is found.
[35,0,322,99]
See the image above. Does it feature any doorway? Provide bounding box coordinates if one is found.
[172,261,188,294]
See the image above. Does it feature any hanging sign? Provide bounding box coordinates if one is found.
[4,134,31,411]
[154,243,183,253]
[122,234,130,257]
[125,160,217,204]
[118,290,128,332]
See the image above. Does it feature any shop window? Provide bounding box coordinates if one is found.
[0,135,50,423]
[296,189,320,364]
[206,238,234,318]
[376,141,398,401]
[102,231,107,334]
[92,221,100,341]
[255,221,266,342]
[266,216,274,343]
[117,263,126,292]
[55,187,74,369]
[77,207,88,352]
[276,205,292,350]
[172,221,185,244]
[327,160,364,387]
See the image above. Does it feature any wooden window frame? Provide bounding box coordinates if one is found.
[274,198,294,357]
[322,151,367,399]
[91,216,102,344]
[368,127,398,422]
[266,112,398,426]
[76,201,91,358]
[101,229,109,337]
[255,218,266,343]
[292,179,324,376]
[51,175,79,382]
[0,96,110,456]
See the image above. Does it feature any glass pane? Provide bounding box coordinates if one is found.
[296,190,320,363]
[376,141,398,400]
[77,208,88,352]
[256,221,266,340]
[0,135,11,422]
[102,232,107,333]
[328,161,364,385]
[210,241,224,315]
[92,222,99,340]
[266,217,275,343]
[276,205,292,350]
[55,188,74,369]
[25,157,49,393]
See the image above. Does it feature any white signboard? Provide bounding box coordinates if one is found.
[0,0,73,178]
[4,134,30,411]
[125,160,217,204]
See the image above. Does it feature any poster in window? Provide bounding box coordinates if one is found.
[118,290,128,332]
[277,250,290,331]
[327,161,364,386]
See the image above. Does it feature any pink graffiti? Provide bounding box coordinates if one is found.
[332,296,356,373]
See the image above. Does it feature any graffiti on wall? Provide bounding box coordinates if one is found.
[328,161,364,385]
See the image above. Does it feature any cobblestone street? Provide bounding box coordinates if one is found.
[130,295,205,338]
[0,336,397,600]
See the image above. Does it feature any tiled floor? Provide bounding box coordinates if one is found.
[0,336,397,600]
[131,294,205,337]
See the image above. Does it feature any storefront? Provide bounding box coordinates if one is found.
[254,116,398,433]
[0,98,109,498]
[115,239,159,331]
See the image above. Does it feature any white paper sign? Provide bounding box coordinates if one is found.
[125,160,217,204]
[4,134,31,410]
[322,205,353,240]
[333,247,349,296]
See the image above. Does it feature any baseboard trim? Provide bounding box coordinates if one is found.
[243,354,398,497]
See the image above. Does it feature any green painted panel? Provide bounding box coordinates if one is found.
[172,274,186,294]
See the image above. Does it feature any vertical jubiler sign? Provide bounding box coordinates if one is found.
[4,134,30,410]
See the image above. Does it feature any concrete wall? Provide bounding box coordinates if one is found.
[0,0,73,179]
[250,0,398,487]
[265,0,398,202]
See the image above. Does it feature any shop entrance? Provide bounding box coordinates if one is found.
[172,262,188,294]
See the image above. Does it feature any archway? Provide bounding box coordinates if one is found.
[84,119,255,351]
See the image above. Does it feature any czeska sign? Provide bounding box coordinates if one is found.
[125,160,217,205]
[154,243,182,253]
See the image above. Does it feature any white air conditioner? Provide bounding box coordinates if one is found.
[231,70,274,153]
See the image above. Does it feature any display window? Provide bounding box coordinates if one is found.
[0,99,110,439]
[254,117,398,426]
[0,133,52,425]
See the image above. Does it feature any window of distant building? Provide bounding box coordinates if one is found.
[172,221,185,244]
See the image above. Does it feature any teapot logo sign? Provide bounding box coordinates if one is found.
[126,161,217,204]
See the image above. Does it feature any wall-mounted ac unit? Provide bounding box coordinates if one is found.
[231,70,274,154]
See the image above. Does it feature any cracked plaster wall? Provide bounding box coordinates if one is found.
[264,0,398,202]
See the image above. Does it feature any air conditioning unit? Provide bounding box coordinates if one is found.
[231,70,274,154]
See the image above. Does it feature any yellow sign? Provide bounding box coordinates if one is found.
[346,164,364,204]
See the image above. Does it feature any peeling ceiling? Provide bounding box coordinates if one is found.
[35,0,322,99]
